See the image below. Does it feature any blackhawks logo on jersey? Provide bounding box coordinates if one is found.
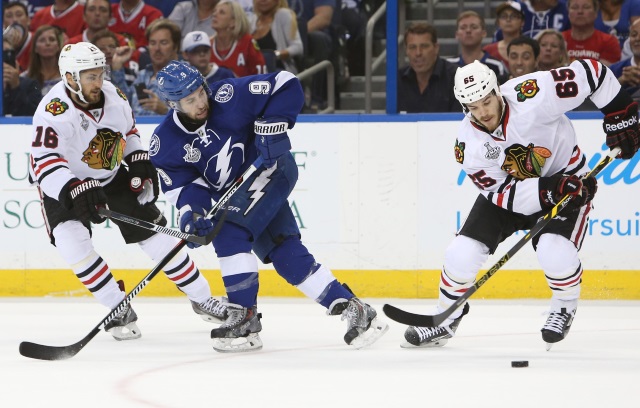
[45,98,69,116]
[115,86,128,101]
[514,79,539,102]
[454,139,465,164]
[82,128,125,170]
[501,143,552,180]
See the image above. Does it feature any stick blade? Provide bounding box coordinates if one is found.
[19,341,83,361]
[382,304,441,327]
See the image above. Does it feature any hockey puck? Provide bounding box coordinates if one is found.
[511,360,529,368]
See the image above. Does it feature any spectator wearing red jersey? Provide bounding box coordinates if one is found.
[483,1,525,70]
[562,0,621,66]
[108,0,163,51]
[30,0,86,39]
[3,2,33,71]
[210,0,266,77]
[66,0,128,48]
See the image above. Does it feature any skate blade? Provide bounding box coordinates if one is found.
[109,322,142,341]
[197,314,225,324]
[545,342,553,351]
[400,338,449,348]
[212,333,263,353]
[349,318,389,349]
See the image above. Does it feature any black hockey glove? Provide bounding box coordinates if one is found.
[538,174,597,210]
[603,101,640,159]
[125,150,159,205]
[254,120,291,168]
[64,178,108,224]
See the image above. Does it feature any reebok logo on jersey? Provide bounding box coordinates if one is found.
[254,121,287,135]
[605,116,638,131]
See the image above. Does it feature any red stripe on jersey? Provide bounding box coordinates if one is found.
[589,59,600,77]
[127,128,138,136]
[82,264,109,285]
[568,146,581,165]
[496,193,505,208]
[34,157,68,176]
[169,262,195,282]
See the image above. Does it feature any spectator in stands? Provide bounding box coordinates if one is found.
[30,0,85,39]
[507,35,540,78]
[447,10,509,83]
[168,0,217,39]
[519,0,570,38]
[251,0,303,73]
[341,0,367,76]
[182,30,235,86]
[610,18,640,101]
[108,0,163,52]
[563,0,621,65]
[211,0,266,76]
[3,2,32,71]
[397,22,460,113]
[484,1,525,69]
[535,28,569,70]
[22,24,63,96]
[3,38,41,115]
[93,29,137,100]
[112,18,181,115]
[289,0,335,109]
[595,0,640,49]
[66,0,127,47]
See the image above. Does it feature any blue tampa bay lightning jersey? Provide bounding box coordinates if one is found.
[149,71,304,209]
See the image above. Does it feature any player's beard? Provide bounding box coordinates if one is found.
[177,101,212,132]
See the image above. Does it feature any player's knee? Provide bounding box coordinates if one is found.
[443,235,489,281]
[270,237,316,285]
[53,220,94,265]
[537,234,579,278]
[213,222,253,257]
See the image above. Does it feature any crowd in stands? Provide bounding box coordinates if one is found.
[398,0,640,113]
[3,0,640,115]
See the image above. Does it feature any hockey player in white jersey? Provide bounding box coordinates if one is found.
[151,60,388,352]
[29,43,228,341]
[403,59,639,349]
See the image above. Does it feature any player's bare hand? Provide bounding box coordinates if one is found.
[139,90,168,115]
[111,46,133,71]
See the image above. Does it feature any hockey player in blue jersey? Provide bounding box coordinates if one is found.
[151,60,388,352]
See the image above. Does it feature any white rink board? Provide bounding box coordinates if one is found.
[1,120,640,270]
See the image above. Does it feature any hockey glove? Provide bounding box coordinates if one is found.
[538,174,597,210]
[603,101,640,159]
[64,178,108,224]
[179,205,214,249]
[125,150,159,205]
[254,120,291,168]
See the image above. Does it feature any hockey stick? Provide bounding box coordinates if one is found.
[383,148,620,328]
[19,157,264,360]
[98,208,215,246]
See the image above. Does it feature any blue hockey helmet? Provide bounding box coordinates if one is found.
[156,60,211,110]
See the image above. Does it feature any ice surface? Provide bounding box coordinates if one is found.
[2,298,639,407]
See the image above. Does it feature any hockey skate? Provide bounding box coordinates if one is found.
[542,298,577,351]
[104,280,141,341]
[402,303,470,348]
[330,297,389,349]
[191,297,227,324]
[210,304,262,353]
